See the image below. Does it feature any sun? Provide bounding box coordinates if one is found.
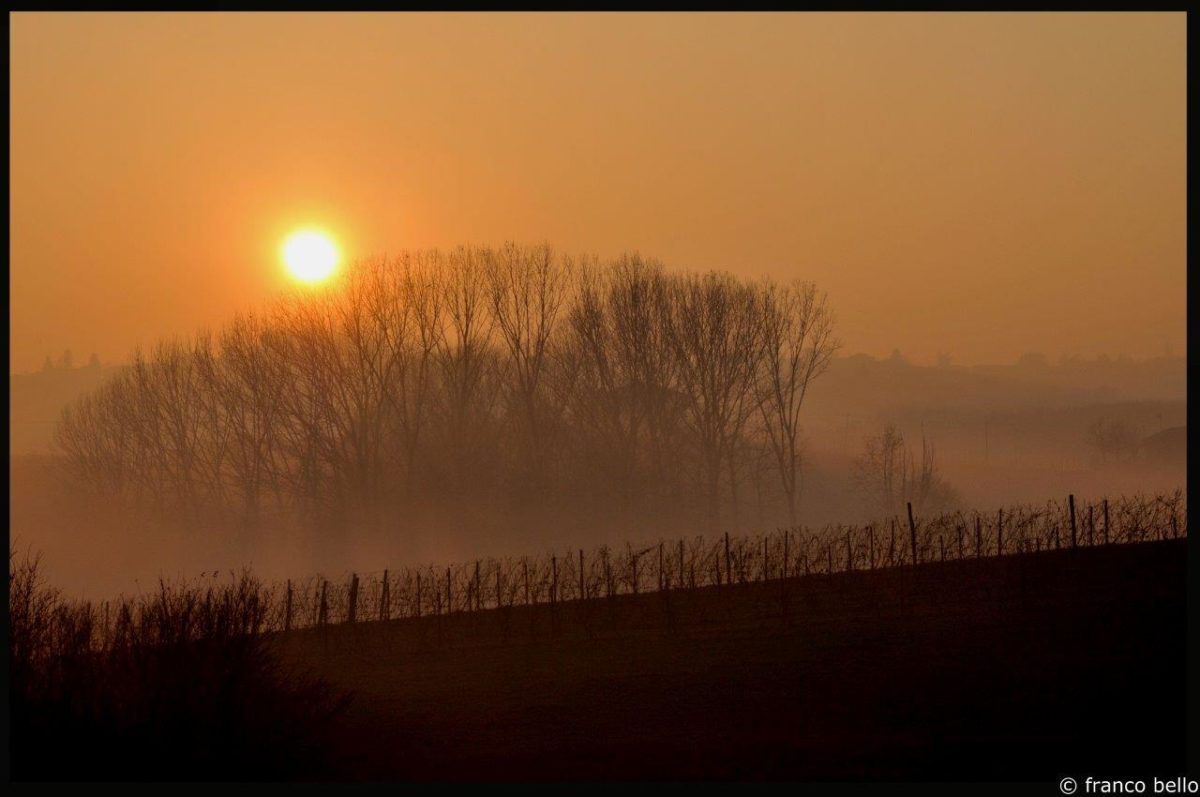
[282,230,339,284]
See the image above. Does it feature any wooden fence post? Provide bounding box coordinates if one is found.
[783,529,790,579]
[1069,494,1078,548]
[907,502,918,565]
[679,539,685,588]
[475,561,481,611]
[724,533,732,587]
[319,580,328,627]
[284,579,293,632]
[381,569,390,621]
[348,573,359,624]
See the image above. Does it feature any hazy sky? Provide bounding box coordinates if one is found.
[10,12,1186,373]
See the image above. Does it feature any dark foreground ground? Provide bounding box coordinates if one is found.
[278,539,1188,781]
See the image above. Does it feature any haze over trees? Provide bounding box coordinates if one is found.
[852,424,959,518]
[54,244,838,557]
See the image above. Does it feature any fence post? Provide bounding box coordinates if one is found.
[783,529,790,579]
[724,533,732,587]
[678,539,685,588]
[348,573,359,624]
[997,509,1004,556]
[1069,494,1078,548]
[284,579,293,632]
[319,580,329,627]
[907,502,918,565]
[381,569,390,621]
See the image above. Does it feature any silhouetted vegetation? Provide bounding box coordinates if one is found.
[58,491,1181,635]
[9,552,348,781]
[53,245,837,553]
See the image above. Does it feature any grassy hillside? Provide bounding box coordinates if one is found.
[279,539,1187,781]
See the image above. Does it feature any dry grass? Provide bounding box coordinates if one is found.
[9,552,348,781]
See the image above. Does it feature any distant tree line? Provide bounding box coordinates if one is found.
[40,350,101,372]
[54,244,838,552]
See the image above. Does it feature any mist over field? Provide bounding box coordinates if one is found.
[10,258,1186,601]
[8,11,1186,784]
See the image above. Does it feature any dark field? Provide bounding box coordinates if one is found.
[277,539,1188,781]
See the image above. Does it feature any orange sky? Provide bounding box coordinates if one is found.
[10,12,1186,373]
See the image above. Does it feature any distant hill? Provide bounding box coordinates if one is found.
[1141,425,1186,467]
[807,353,1114,421]
[793,353,1186,465]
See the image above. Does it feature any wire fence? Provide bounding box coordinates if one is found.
[256,490,1190,632]
[77,490,1185,646]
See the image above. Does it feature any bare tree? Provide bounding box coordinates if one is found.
[1087,416,1140,464]
[666,272,765,532]
[485,242,570,479]
[854,424,958,518]
[54,244,847,554]
[755,280,837,524]
[434,245,503,487]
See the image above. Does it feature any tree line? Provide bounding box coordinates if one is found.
[55,244,838,554]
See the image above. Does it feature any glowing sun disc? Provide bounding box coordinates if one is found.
[282,230,339,283]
